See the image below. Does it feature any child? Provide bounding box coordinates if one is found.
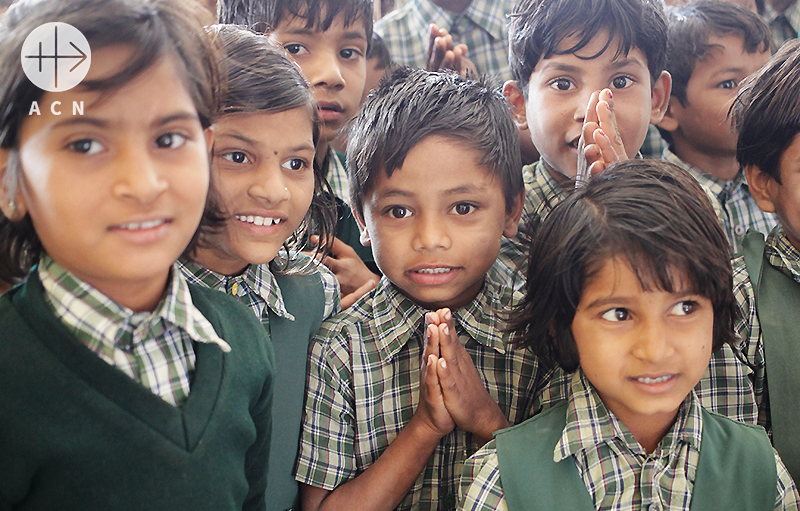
[220,0,381,307]
[460,160,799,510]
[497,0,672,279]
[295,68,545,511]
[657,0,776,254]
[178,25,339,510]
[0,1,274,509]
[730,39,800,482]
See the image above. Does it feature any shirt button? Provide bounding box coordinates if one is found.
[734,225,745,235]
[648,503,660,511]
[231,282,239,295]
[441,494,457,510]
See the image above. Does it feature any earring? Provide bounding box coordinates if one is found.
[7,200,15,216]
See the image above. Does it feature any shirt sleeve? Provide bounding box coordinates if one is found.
[459,441,508,511]
[773,449,800,510]
[294,323,357,490]
[317,263,341,320]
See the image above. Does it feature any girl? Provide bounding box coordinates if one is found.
[459,160,799,510]
[0,1,274,509]
[178,25,339,511]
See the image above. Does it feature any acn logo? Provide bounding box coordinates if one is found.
[21,22,91,93]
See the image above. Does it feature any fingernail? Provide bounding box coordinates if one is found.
[607,90,613,99]
[443,325,449,335]
[445,310,452,321]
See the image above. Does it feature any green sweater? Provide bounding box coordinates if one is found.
[0,272,275,511]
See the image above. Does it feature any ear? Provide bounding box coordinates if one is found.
[0,148,27,220]
[502,190,525,238]
[503,80,528,131]
[352,207,372,247]
[744,163,778,213]
[649,70,672,125]
[656,96,680,133]
[204,126,214,150]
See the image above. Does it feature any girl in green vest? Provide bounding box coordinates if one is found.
[459,160,799,510]
[178,25,340,511]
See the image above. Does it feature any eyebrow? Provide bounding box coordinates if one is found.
[283,27,367,42]
[539,57,646,75]
[378,183,487,200]
[216,132,314,153]
[51,111,200,130]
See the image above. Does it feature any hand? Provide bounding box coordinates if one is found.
[313,235,379,309]
[577,89,626,186]
[425,24,472,77]
[413,314,456,438]
[432,309,509,444]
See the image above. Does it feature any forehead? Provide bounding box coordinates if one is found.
[534,32,649,75]
[273,8,368,40]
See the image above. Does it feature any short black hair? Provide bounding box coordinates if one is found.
[346,67,523,218]
[509,0,668,93]
[732,39,800,183]
[219,0,373,44]
[367,31,391,69]
[508,159,738,372]
[666,1,771,107]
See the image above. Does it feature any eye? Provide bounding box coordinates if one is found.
[717,79,737,90]
[601,308,630,322]
[388,206,411,219]
[67,138,103,155]
[155,133,187,149]
[671,300,699,316]
[284,43,308,56]
[221,151,250,164]
[451,203,476,215]
[282,158,307,171]
[549,78,574,91]
[340,48,363,60]
[611,76,633,89]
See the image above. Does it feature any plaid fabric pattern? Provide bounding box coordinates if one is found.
[640,124,668,159]
[295,263,544,510]
[496,160,567,288]
[179,252,340,326]
[327,148,351,205]
[460,371,800,511]
[39,255,229,407]
[374,0,513,86]
[761,0,800,49]
[662,148,778,254]
[732,226,800,434]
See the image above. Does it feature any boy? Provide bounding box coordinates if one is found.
[497,0,672,279]
[295,68,544,511]
[657,1,776,254]
[220,0,380,307]
[460,160,799,510]
[731,39,800,481]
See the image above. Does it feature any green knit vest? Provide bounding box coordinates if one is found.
[265,270,326,511]
[496,401,776,510]
[742,230,800,481]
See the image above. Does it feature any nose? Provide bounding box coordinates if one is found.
[248,163,290,204]
[574,89,597,124]
[632,316,675,363]
[112,145,168,204]
[412,212,451,252]
[307,48,345,91]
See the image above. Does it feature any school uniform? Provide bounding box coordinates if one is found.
[295,262,546,511]
[662,147,778,254]
[180,253,339,511]
[0,256,274,510]
[459,372,799,511]
[734,226,800,481]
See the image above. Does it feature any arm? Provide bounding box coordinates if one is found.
[430,309,510,445]
[577,89,627,186]
[318,236,379,309]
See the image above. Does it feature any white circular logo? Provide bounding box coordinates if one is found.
[21,22,91,93]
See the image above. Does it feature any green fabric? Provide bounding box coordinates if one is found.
[742,229,800,480]
[0,271,274,511]
[496,401,776,511]
[266,271,326,511]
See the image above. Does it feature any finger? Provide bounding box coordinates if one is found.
[437,357,457,395]
[425,24,440,64]
[340,278,377,309]
[593,128,620,172]
[426,321,441,359]
[437,322,460,372]
[584,90,601,126]
[426,354,442,396]
[440,49,455,71]
[320,255,341,273]
[596,91,626,158]
[454,43,469,59]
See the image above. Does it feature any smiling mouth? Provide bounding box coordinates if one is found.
[235,215,283,226]
[115,219,168,230]
[415,267,453,275]
[635,375,674,384]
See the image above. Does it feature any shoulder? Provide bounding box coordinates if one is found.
[460,440,507,511]
[374,2,416,34]
[188,283,269,349]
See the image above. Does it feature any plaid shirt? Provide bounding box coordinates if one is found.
[295,263,544,510]
[761,0,800,49]
[663,147,778,254]
[496,159,567,288]
[640,124,668,159]
[460,371,800,511]
[732,226,800,434]
[179,252,340,326]
[39,255,230,407]
[326,147,351,205]
[374,0,513,86]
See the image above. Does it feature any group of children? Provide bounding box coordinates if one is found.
[1,0,800,510]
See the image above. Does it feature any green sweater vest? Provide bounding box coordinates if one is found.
[496,401,776,510]
[0,271,275,511]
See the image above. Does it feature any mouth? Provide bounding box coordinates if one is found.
[317,102,343,114]
[414,267,453,275]
[235,215,284,227]
[633,374,676,385]
[111,218,169,231]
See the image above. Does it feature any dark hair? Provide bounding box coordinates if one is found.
[367,32,391,69]
[218,0,373,45]
[509,0,668,93]
[0,0,221,281]
[665,1,771,107]
[732,39,800,183]
[207,24,336,270]
[508,159,738,372]
[347,67,523,218]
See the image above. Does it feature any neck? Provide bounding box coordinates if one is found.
[83,272,170,313]
[316,141,331,169]
[670,137,740,182]
[190,248,249,278]
[431,0,472,14]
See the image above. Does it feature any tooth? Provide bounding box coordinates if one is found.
[254,216,264,226]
